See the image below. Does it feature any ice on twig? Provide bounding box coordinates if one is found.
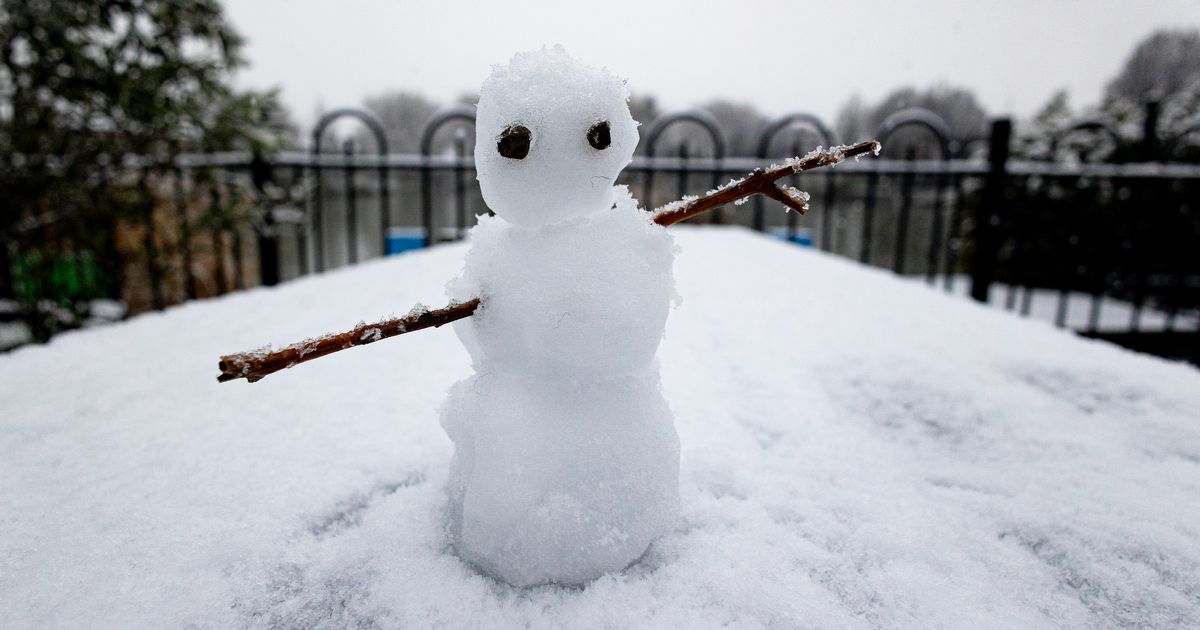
[654,194,697,217]
[782,186,810,207]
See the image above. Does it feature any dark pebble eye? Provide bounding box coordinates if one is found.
[497,125,531,160]
[587,120,611,150]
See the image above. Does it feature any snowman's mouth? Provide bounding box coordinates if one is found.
[589,175,612,189]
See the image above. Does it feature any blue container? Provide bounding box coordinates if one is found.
[386,228,426,255]
[767,227,813,247]
[386,227,468,255]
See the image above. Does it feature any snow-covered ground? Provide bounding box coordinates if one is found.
[2,227,1199,629]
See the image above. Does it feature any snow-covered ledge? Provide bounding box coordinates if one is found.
[2,227,1198,628]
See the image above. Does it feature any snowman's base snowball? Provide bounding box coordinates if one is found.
[440,370,680,587]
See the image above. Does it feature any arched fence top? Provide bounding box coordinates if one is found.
[312,108,389,155]
[756,113,835,158]
[643,110,727,159]
[875,108,954,160]
[420,107,477,156]
[1047,118,1124,162]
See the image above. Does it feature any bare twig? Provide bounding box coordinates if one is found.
[651,140,881,226]
[217,300,480,383]
[217,142,880,383]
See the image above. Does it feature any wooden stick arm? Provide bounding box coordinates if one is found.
[218,299,481,383]
[651,140,880,225]
[217,141,880,383]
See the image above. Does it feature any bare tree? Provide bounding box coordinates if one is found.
[700,100,770,156]
[835,94,869,146]
[1107,29,1200,103]
[835,85,988,157]
[360,90,440,153]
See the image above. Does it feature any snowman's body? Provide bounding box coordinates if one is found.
[439,48,680,586]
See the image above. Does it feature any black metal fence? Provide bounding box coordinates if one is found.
[6,104,1200,361]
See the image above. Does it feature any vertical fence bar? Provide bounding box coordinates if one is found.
[293,164,308,277]
[310,149,325,273]
[893,148,916,273]
[1004,284,1018,310]
[138,176,164,309]
[677,144,689,207]
[249,154,280,287]
[822,169,837,252]
[971,118,1011,303]
[343,140,358,264]
[644,161,657,211]
[1129,270,1144,330]
[1123,174,1142,331]
[1020,282,1034,315]
[1004,177,1021,310]
[421,152,434,247]
[208,179,228,295]
[1056,201,1083,328]
[1020,174,1046,316]
[1164,284,1179,332]
[258,224,280,287]
[174,168,197,299]
[378,146,391,257]
[454,132,468,238]
[1141,101,1160,160]
[925,169,946,284]
[859,170,878,264]
[943,174,965,293]
[231,218,245,290]
[1054,290,1070,327]
[1087,292,1102,332]
[1008,172,1027,309]
[709,146,724,225]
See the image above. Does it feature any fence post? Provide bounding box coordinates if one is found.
[249,154,280,287]
[970,118,1011,303]
[1141,101,1160,160]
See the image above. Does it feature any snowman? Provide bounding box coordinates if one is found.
[439,46,681,586]
[216,39,878,588]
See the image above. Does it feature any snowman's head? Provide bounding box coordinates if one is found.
[474,47,639,227]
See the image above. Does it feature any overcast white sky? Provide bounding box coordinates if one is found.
[223,0,1199,132]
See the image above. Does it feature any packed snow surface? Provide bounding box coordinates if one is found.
[3,227,1200,628]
